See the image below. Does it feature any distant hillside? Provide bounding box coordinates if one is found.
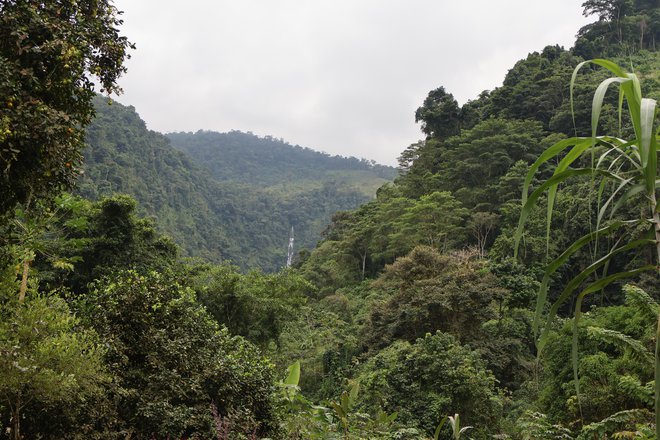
[167,130,396,190]
[77,97,396,271]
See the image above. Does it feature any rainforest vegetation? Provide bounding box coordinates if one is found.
[1,0,660,439]
[77,98,396,272]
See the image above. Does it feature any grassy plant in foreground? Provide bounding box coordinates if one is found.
[514,59,659,435]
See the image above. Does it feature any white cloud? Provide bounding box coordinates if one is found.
[112,0,592,165]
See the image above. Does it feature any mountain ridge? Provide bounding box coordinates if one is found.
[76,97,396,271]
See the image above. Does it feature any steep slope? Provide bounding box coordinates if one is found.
[298,49,660,290]
[76,97,395,271]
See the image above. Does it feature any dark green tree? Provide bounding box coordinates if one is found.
[357,332,504,437]
[193,264,311,347]
[65,194,178,293]
[388,191,468,253]
[0,0,133,216]
[582,0,635,21]
[0,294,106,440]
[363,246,506,349]
[77,270,280,439]
[415,87,461,140]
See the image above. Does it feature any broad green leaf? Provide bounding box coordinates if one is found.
[434,417,447,440]
[570,266,655,415]
[640,98,658,194]
[591,77,630,139]
[341,392,349,412]
[348,380,359,407]
[532,237,653,350]
[515,167,624,258]
[629,72,643,104]
[284,361,300,386]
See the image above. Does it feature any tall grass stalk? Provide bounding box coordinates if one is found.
[514,59,659,434]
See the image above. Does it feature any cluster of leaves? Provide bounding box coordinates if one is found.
[0,0,133,214]
[191,264,312,348]
[77,269,279,438]
[0,195,288,439]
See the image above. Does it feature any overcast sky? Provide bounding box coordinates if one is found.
[111,0,593,166]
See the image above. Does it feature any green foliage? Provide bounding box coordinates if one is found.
[329,380,361,435]
[79,100,395,271]
[514,411,574,439]
[275,299,360,400]
[537,295,656,429]
[277,361,332,438]
[486,47,587,133]
[300,190,470,292]
[61,194,178,293]
[76,270,280,439]
[3,2,660,438]
[390,191,469,251]
[0,294,106,440]
[1,194,92,301]
[447,413,473,440]
[432,119,547,210]
[514,58,660,433]
[578,409,653,440]
[576,0,660,58]
[414,87,461,140]
[276,361,401,439]
[167,130,396,188]
[193,264,311,347]
[356,332,504,438]
[363,246,506,348]
[0,0,132,215]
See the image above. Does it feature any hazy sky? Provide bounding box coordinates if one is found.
[111,1,593,166]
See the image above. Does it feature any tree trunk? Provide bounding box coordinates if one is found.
[10,398,20,440]
[18,260,29,303]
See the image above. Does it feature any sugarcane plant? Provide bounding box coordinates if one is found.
[514,59,659,434]
[434,413,473,440]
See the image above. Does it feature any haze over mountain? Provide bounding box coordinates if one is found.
[76,97,396,271]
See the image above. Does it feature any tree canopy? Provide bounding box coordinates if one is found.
[0,0,133,215]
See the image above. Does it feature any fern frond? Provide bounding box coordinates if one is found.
[578,409,652,440]
[586,326,653,365]
[624,285,659,323]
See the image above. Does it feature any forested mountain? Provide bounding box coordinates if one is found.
[167,130,396,190]
[3,0,660,439]
[76,97,395,271]
[281,2,660,437]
